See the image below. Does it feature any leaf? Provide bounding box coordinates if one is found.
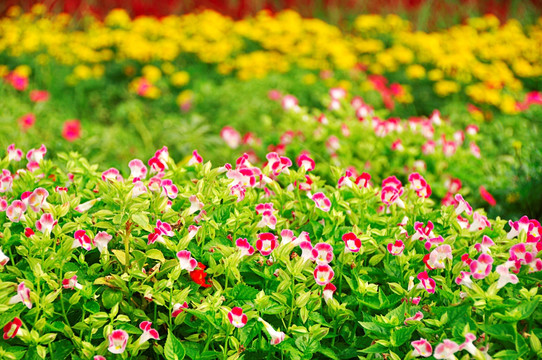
[112,249,126,265]
[317,348,340,360]
[164,330,185,360]
[295,335,319,354]
[147,249,166,263]
[49,340,73,360]
[230,284,259,301]
[101,288,123,309]
[132,213,153,232]
[360,343,388,353]
[0,303,24,328]
[369,254,385,266]
[391,326,416,347]
[83,301,100,314]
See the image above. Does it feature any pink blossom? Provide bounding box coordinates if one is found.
[73,230,92,251]
[455,271,473,289]
[138,321,159,345]
[0,173,13,193]
[236,238,255,256]
[337,170,354,189]
[322,283,336,303]
[30,90,50,102]
[314,243,334,265]
[7,144,23,162]
[26,144,47,163]
[314,264,335,285]
[28,188,49,212]
[187,225,200,240]
[6,200,26,222]
[75,198,100,213]
[35,213,57,234]
[62,275,83,290]
[62,120,82,142]
[108,330,129,354]
[268,89,281,101]
[230,184,246,202]
[417,271,436,293]
[188,195,204,215]
[172,302,188,317]
[227,307,247,328]
[18,113,36,131]
[387,240,405,255]
[496,264,519,289]
[9,283,32,309]
[187,150,203,166]
[355,173,371,188]
[454,194,473,216]
[3,317,22,340]
[427,245,452,269]
[312,192,331,212]
[220,126,242,149]
[266,152,292,176]
[470,254,493,279]
[469,212,491,232]
[458,333,478,356]
[258,317,285,345]
[474,235,495,254]
[507,216,532,239]
[101,168,123,182]
[177,250,197,271]
[296,153,315,172]
[433,339,459,360]
[280,229,296,245]
[381,186,405,208]
[161,179,178,199]
[342,232,362,253]
[281,95,299,112]
[411,221,435,241]
[300,241,318,262]
[411,338,432,357]
[256,233,278,256]
[0,248,9,266]
[128,159,148,179]
[404,311,423,325]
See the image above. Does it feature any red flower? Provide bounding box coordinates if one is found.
[479,186,496,206]
[3,317,22,339]
[423,254,434,270]
[189,262,212,288]
[62,120,82,142]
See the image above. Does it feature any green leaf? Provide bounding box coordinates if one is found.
[230,284,259,302]
[360,343,388,353]
[164,330,185,360]
[391,326,416,347]
[101,288,123,309]
[147,249,166,263]
[295,335,319,354]
[49,340,73,360]
[317,348,340,360]
[83,301,100,314]
[132,213,153,232]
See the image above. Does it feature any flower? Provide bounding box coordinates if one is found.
[404,311,424,325]
[355,172,371,188]
[30,90,50,102]
[299,241,318,262]
[138,321,159,345]
[228,307,248,328]
[313,243,334,264]
[161,179,178,199]
[409,172,432,198]
[280,229,296,245]
[188,225,200,240]
[188,195,204,215]
[296,153,315,171]
[172,302,188,317]
[258,317,285,345]
[94,232,113,253]
[455,271,473,289]
[3,317,22,340]
[187,150,203,166]
[433,339,459,359]
[474,235,495,254]
[454,194,473,215]
[9,282,32,309]
[266,152,292,176]
[411,221,435,241]
[189,262,212,288]
[108,329,129,354]
[7,144,23,162]
[62,120,82,142]
[62,275,83,290]
[469,212,491,232]
[28,188,49,212]
[496,264,519,289]
[256,233,278,256]
[427,245,453,269]
[236,238,255,256]
[507,216,532,239]
[338,170,354,189]
[417,271,436,293]
[381,186,405,208]
[26,144,47,162]
[101,168,123,182]
[470,254,494,279]
[0,173,13,193]
[0,248,9,266]
[458,333,478,355]
[322,283,336,303]
[314,264,335,286]
[73,230,92,251]
[6,200,26,222]
[387,240,405,255]
[128,159,148,179]
[312,192,331,212]
[342,232,362,253]
[35,213,57,234]
[177,250,197,271]
[18,113,36,131]
[411,338,432,357]
[281,95,299,112]
[220,126,242,148]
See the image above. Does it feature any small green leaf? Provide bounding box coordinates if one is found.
[164,330,185,360]
[391,326,416,347]
[231,284,259,301]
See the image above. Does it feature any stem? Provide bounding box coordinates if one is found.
[124,221,132,274]
[223,328,232,359]
[287,281,296,329]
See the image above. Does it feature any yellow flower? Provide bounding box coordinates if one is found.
[105,9,131,28]
[406,64,425,79]
[302,73,317,85]
[142,65,161,83]
[500,94,517,114]
[434,80,460,97]
[14,65,31,77]
[176,90,194,106]
[171,71,190,87]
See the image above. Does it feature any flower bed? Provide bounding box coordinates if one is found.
[0,145,541,359]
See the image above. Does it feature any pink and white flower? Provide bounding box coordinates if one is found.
[73,230,92,251]
[258,317,285,345]
[28,188,49,212]
[474,235,495,254]
[75,198,100,213]
[454,194,473,216]
[0,248,9,266]
[236,238,255,256]
[459,333,478,355]
[296,153,315,172]
[313,243,334,265]
[280,229,296,245]
[138,321,159,345]
[220,126,242,149]
[411,338,432,357]
[427,245,453,269]
[507,216,532,239]
[187,225,200,240]
[9,283,32,309]
[404,311,423,325]
[314,264,335,286]
[411,221,435,241]
[266,152,292,176]
[26,145,47,163]
[470,254,493,279]
[496,264,519,289]
[322,283,336,303]
[469,212,491,232]
[0,172,12,193]
[455,271,473,289]
[3,317,22,340]
[342,232,362,253]
[188,195,204,215]
[161,179,178,199]
[227,307,247,328]
[62,275,83,290]
[256,233,278,256]
[172,302,188,317]
[35,213,57,234]
[381,186,405,208]
[94,232,113,253]
[101,168,123,182]
[132,180,147,198]
[337,170,354,189]
[108,329,129,354]
[128,159,148,179]
[433,339,459,360]
[187,150,203,166]
[387,240,405,256]
[6,200,26,222]
[7,144,23,162]
[300,241,318,262]
[312,192,331,212]
[176,250,197,271]
[281,95,299,112]
[417,271,436,294]
[408,173,431,198]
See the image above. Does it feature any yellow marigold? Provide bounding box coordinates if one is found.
[406,64,425,79]
[144,86,161,99]
[337,80,352,91]
[92,65,105,78]
[500,94,517,114]
[14,65,31,77]
[105,9,131,28]
[73,65,92,80]
[434,80,460,97]
[171,71,190,87]
[217,63,233,75]
[0,65,8,77]
[428,69,444,81]
[31,4,46,15]
[302,73,317,85]
[176,90,194,106]
[142,65,161,83]
[7,6,22,17]
[161,62,175,75]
